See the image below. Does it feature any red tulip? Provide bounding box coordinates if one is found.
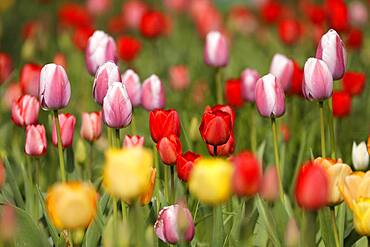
[228,5,257,35]
[295,161,329,210]
[52,113,76,149]
[208,104,235,127]
[2,83,22,110]
[207,133,235,157]
[176,151,201,182]
[332,91,351,118]
[117,36,141,62]
[0,53,12,85]
[58,3,92,29]
[346,28,363,50]
[80,112,102,142]
[259,166,279,202]
[72,26,94,51]
[278,19,301,45]
[22,21,39,40]
[288,61,303,97]
[157,135,182,165]
[225,79,244,108]
[149,109,181,143]
[25,124,47,156]
[19,63,42,97]
[261,1,282,24]
[326,0,348,32]
[140,11,167,38]
[11,95,40,127]
[342,71,366,96]
[304,4,326,25]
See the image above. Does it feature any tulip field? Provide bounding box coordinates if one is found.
[1,0,370,246]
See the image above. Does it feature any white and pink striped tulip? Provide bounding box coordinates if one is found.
[122,69,141,107]
[269,53,294,91]
[241,68,260,102]
[141,75,166,111]
[204,31,229,68]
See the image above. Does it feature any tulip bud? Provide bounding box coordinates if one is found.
[169,65,190,91]
[39,63,71,110]
[154,204,195,244]
[25,124,47,156]
[85,30,118,75]
[157,135,182,165]
[269,53,294,91]
[207,133,235,157]
[204,31,229,68]
[241,68,260,102]
[92,61,121,105]
[259,166,279,202]
[176,151,201,182]
[102,82,132,129]
[284,218,300,247]
[11,95,40,127]
[302,58,333,101]
[122,69,141,107]
[123,135,144,148]
[352,142,369,170]
[141,75,166,111]
[19,63,42,97]
[0,53,12,85]
[316,29,346,80]
[295,161,329,210]
[80,112,102,142]
[255,73,286,118]
[52,113,76,149]
[139,11,167,38]
[149,109,181,143]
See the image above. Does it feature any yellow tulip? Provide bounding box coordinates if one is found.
[103,147,153,201]
[188,158,233,205]
[140,168,157,205]
[315,157,352,205]
[46,182,98,230]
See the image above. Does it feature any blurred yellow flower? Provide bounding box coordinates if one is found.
[315,157,352,205]
[188,158,233,205]
[46,182,98,230]
[103,147,153,201]
[340,171,370,236]
[140,168,157,205]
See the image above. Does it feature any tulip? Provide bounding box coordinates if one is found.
[0,53,12,85]
[117,36,141,63]
[154,204,195,244]
[85,30,118,75]
[231,151,262,197]
[19,63,42,97]
[122,69,141,107]
[3,83,22,110]
[123,135,144,148]
[80,112,102,142]
[149,109,180,143]
[86,0,111,15]
[332,91,351,118]
[346,28,363,50]
[316,29,346,80]
[255,73,285,118]
[53,53,67,68]
[269,53,294,91]
[261,1,282,23]
[11,95,40,127]
[73,26,94,51]
[141,75,166,111]
[278,19,301,45]
[352,142,369,170]
[189,158,233,204]
[228,5,257,35]
[342,71,366,96]
[157,135,182,165]
[92,61,121,105]
[204,31,229,68]
[102,82,132,129]
[121,0,148,30]
[140,168,156,205]
[259,166,279,202]
[176,151,201,182]
[103,147,153,201]
[0,204,15,242]
[295,161,329,210]
[139,11,167,38]
[302,58,333,101]
[52,113,76,149]
[25,124,47,156]
[169,65,190,91]
[209,104,235,127]
[46,182,98,230]
[348,1,368,27]
[163,0,188,12]
[225,79,244,108]
[207,133,235,157]
[241,68,259,102]
[289,61,304,97]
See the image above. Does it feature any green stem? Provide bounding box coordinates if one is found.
[121,200,127,221]
[114,128,120,148]
[26,156,35,219]
[107,127,113,147]
[330,207,340,247]
[170,166,175,204]
[271,118,284,203]
[301,211,316,247]
[319,101,326,157]
[153,144,160,214]
[327,99,336,159]
[131,114,136,134]
[164,164,169,204]
[216,68,223,104]
[112,197,118,247]
[212,205,224,247]
[250,104,257,153]
[88,142,93,181]
[53,110,66,182]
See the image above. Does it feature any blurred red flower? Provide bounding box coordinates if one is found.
[117,36,141,62]
[140,11,167,38]
[58,3,92,29]
[261,1,282,24]
[346,28,363,49]
[108,16,125,34]
[325,0,349,32]
[278,19,301,45]
[289,60,304,96]
[72,26,94,51]
[342,71,366,96]
[332,91,351,118]
[225,78,244,108]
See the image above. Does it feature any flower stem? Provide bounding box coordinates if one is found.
[212,205,224,247]
[250,104,257,153]
[114,128,120,148]
[112,197,118,247]
[164,164,169,203]
[170,166,175,204]
[327,99,336,159]
[301,211,316,247]
[215,68,223,104]
[271,117,284,203]
[330,207,340,247]
[53,110,66,182]
[319,101,326,157]
[88,142,93,181]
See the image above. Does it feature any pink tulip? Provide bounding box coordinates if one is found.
[316,29,346,80]
[204,31,229,68]
[154,204,195,244]
[302,58,333,101]
[103,82,132,128]
[269,54,294,91]
[122,69,141,106]
[169,65,190,91]
[141,75,166,111]
[85,30,118,75]
[2,83,22,110]
[349,1,368,27]
[80,112,102,142]
[39,63,71,110]
[25,124,47,156]
[11,95,39,127]
[255,74,285,118]
[241,68,260,102]
[92,61,121,105]
[164,0,188,12]
[52,113,76,148]
[87,0,111,15]
[123,135,145,147]
[121,0,148,29]
[259,166,279,202]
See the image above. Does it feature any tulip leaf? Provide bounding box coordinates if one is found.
[344,228,363,247]
[3,157,25,208]
[66,147,75,173]
[318,207,337,247]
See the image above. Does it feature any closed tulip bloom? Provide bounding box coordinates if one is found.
[154,204,195,244]
[149,109,181,143]
[316,29,347,80]
[141,75,166,111]
[204,31,229,68]
[169,65,190,91]
[269,53,294,91]
[11,95,40,127]
[80,112,102,142]
[92,61,121,105]
[241,68,260,102]
[352,142,369,170]
[176,151,201,182]
[19,63,42,97]
[140,168,156,205]
[103,147,153,201]
[302,58,333,101]
[123,135,144,148]
[39,63,71,110]
[52,113,76,148]
[103,82,132,129]
[255,74,285,118]
[85,30,118,75]
[46,182,98,230]
[259,166,279,202]
[207,133,235,157]
[122,69,141,106]
[25,124,47,156]
[157,135,182,165]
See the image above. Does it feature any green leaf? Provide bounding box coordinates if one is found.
[3,157,25,208]
[318,207,336,247]
[66,147,75,173]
